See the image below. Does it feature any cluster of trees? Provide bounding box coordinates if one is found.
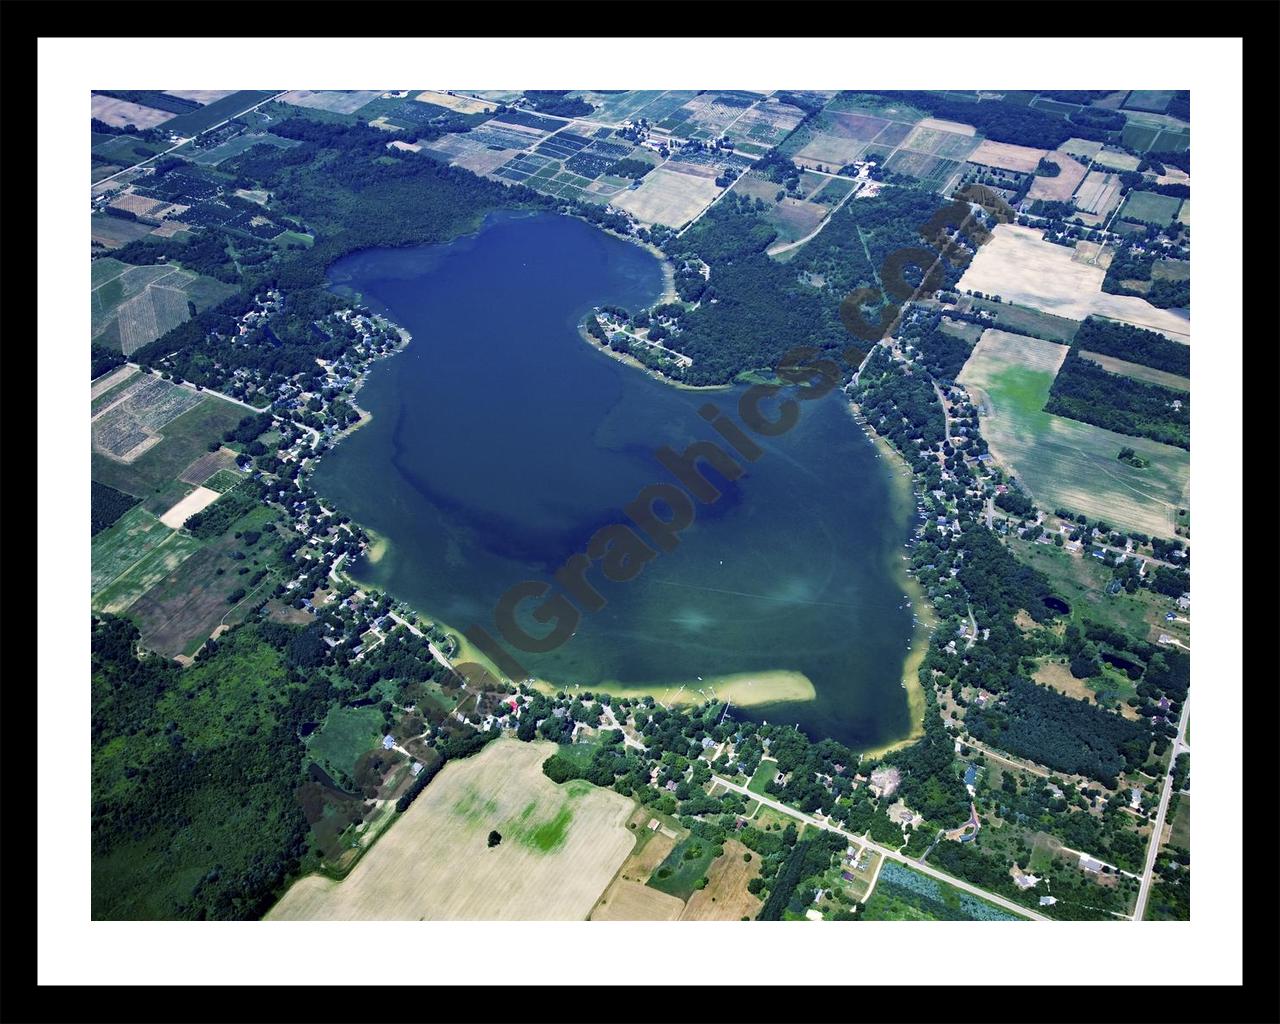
[756,833,847,920]
[898,317,975,382]
[184,483,262,539]
[91,342,126,381]
[521,91,594,118]
[91,480,140,536]
[1102,246,1190,309]
[1073,317,1189,376]
[1046,349,1189,449]
[606,157,653,180]
[965,676,1151,787]
[988,766,1145,872]
[855,347,946,467]
[111,227,243,284]
[994,484,1035,518]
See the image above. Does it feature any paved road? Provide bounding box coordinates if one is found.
[712,774,1048,921]
[1133,695,1190,921]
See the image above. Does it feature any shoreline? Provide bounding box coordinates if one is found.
[846,401,932,759]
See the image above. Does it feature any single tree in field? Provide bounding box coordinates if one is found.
[487,830,502,848]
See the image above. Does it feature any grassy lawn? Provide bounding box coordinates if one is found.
[1169,795,1190,849]
[747,758,778,795]
[306,705,386,781]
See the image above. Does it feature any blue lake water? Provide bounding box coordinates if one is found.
[312,211,916,749]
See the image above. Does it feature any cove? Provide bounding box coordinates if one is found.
[312,210,917,750]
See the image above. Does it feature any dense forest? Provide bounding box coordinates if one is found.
[1046,349,1189,448]
[1073,317,1190,375]
[91,480,140,535]
[91,343,127,381]
[965,676,1152,787]
[91,617,334,919]
[850,92,1111,149]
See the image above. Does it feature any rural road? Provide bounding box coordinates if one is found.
[712,773,1048,920]
[1132,695,1190,921]
[766,178,861,257]
[93,91,290,189]
[963,738,1052,779]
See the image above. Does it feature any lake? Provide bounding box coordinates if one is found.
[313,211,918,750]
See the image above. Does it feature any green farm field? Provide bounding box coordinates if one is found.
[91,506,201,614]
[91,394,249,499]
[1119,191,1183,226]
[968,297,1081,344]
[959,329,1189,539]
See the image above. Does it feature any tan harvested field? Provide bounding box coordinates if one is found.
[611,167,723,228]
[1026,153,1088,202]
[267,739,637,920]
[279,90,383,115]
[794,133,867,169]
[733,173,785,202]
[159,485,220,529]
[109,193,170,220]
[416,90,493,114]
[957,225,1190,341]
[91,363,139,400]
[1079,351,1190,391]
[1034,659,1096,701]
[1058,137,1104,161]
[454,145,519,175]
[1072,241,1113,269]
[1074,170,1122,216]
[91,95,174,130]
[1176,200,1190,226]
[1095,147,1141,172]
[164,90,237,104]
[679,839,763,920]
[969,139,1047,172]
[591,879,684,921]
[917,117,976,136]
